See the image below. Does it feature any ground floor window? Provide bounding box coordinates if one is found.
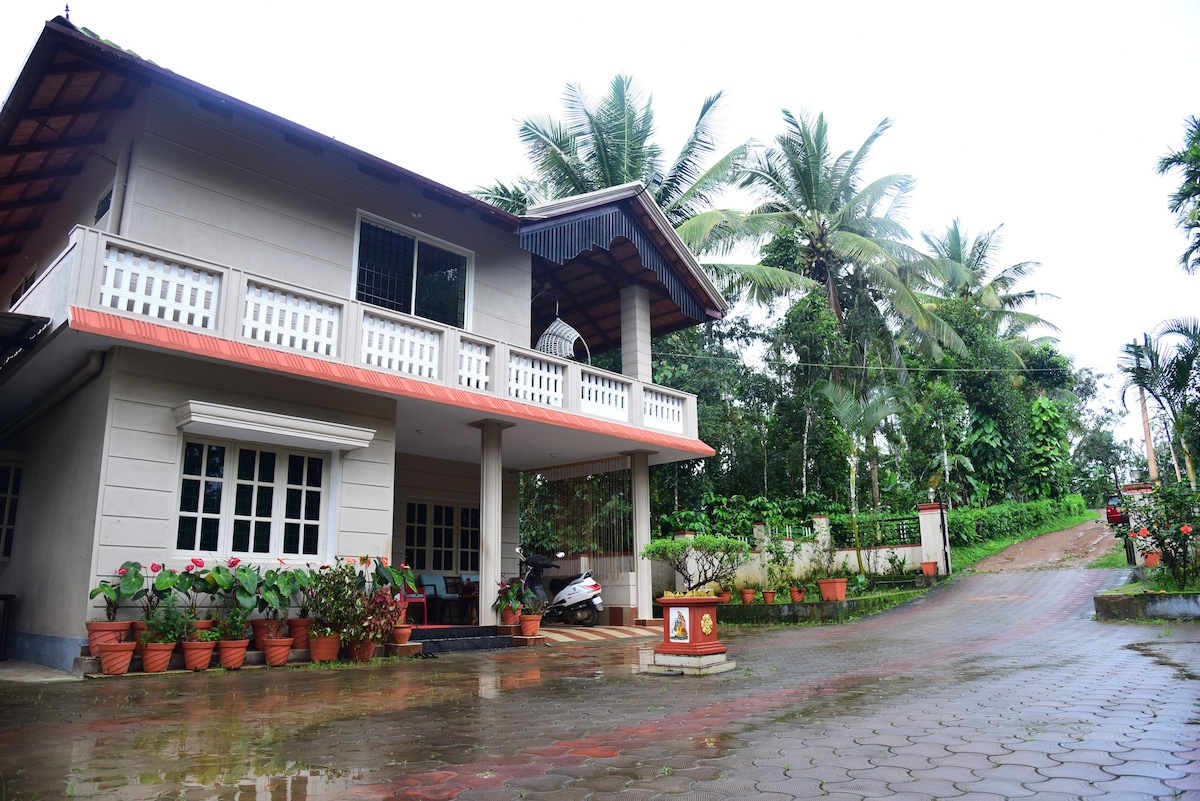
[0,463,20,559]
[404,501,479,573]
[176,440,326,559]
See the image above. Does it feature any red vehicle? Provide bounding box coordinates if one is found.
[1105,495,1130,527]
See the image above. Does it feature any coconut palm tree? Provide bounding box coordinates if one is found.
[920,219,1058,362]
[818,380,902,573]
[1120,319,1199,489]
[473,75,750,255]
[735,111,964,386]
[1157,116,1200,274]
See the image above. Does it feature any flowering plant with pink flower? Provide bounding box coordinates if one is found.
[88,560,146,621]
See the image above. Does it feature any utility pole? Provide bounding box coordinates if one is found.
[1139,385,1159,484]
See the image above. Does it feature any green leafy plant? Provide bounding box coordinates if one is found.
[214,605,250,641]
[659,508,708,535]
[307,559,367,637]
[640,534,751,592]
[89,560,146,621]
[140,604,189,644]
[492,578,526,614]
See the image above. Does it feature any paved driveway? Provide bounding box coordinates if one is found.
[1,568,1198,799]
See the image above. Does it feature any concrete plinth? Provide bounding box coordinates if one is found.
[647,651,737,676]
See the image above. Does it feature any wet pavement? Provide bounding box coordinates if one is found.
[2,568,1199,800]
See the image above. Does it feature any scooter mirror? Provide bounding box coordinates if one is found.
[555,551,566,558]
[515,546,523,555]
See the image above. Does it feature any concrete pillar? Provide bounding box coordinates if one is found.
[918,503,950,575]
[630,450,655,620]
[621,285,652,382]
[470,419,513,624]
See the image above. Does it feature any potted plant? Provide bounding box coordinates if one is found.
[214,604,251,670]
[492,578,526,625]
[87,560,143,653]
[307,559,366,661]
[131,563,184,653]
[518,588,549,637]
[347,585,402,659]
[176,558,218,638]
[287,567,318,650]
[180,625,219,671]
[139,603,189,673]
[253,564,306,665]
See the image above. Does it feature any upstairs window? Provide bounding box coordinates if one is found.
[356,218,469,328]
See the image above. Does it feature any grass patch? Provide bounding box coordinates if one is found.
[951,511,1099,570]
[1088,540,1129,569]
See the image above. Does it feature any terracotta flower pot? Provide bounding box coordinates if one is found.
[761,590,776,604]
[141,641,176,673]
[717,591,733,604]
[217,639,250,670]
[739,589,756,604]
[130,621,148,655]
[261,637,294,666]
[920,561,938,576]
[85,621,130,656]
[789,587,805,604]
[308,633,341,662]
[97,641,136,675]
[181,640,216,671]
[499,607,521,626]
[287,618,311,650]
[390,624,414,645]
[817,578,848,602]
[1144,551,1162,567]
[348,640,376,661]
[519,614,541,637]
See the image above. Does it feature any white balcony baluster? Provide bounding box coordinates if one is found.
[580,370,630,421]
[360,312,441,379]
[242,282,340,356]
[457,339,491,390]
[508,353,564,408]
[99,244,220,330]
[644,388,684,433]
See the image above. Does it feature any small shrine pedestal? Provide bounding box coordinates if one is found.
[647,595,736,676]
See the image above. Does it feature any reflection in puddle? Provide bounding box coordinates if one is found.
[1,642,654,799]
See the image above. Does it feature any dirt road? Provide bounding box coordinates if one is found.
[972,514,1120,571]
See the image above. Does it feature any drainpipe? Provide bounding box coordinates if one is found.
[109,140,132,236]
[0,350,105,443]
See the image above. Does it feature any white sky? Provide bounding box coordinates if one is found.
[3,1,1198,448]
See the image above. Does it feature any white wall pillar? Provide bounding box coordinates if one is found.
[471,419,513,623]
[918,503,950,574]
[630,449,655,620]
[621,284,652,383]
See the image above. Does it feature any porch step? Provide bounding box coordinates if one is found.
[410,625,512,654]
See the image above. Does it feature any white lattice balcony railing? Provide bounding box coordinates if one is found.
[457,338,492,391]
[242,282,341,357]
[580,370,630,421]
[643,387,684,434]
[98,243,220,330]
[507,353,564,408]
[360,311,442,379]
[43,227,699,439]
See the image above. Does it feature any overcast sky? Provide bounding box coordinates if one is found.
[3,1,1198,448]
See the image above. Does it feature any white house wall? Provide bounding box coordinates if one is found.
[117,83,531,344]
[0,355,114,668]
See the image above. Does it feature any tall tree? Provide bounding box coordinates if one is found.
[736,111,963,388]
[920,219,1058,365]
[1119,319,1200,489]
[473,75,749,254]
[1157,116,1200,274]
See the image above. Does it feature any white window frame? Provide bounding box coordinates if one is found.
[403,499,480,575]
[352,211,475,331]
[173,438,330,561]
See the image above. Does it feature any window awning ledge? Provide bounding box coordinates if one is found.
[173,401,376,451]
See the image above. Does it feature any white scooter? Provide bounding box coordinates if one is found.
[517,548,604,627]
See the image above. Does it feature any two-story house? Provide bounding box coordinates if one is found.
[0,18,726,670]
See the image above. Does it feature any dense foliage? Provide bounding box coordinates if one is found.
[946,495,1087,546]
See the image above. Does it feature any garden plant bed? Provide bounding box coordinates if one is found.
[656,586,930,626]
[1094,571,1200,621]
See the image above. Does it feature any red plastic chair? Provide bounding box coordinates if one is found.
[401,585,428,626]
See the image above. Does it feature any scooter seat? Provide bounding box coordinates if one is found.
[548,573,584,594]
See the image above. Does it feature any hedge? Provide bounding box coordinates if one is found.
[945,494,1087,546]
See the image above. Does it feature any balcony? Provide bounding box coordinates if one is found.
[14,227,698,439]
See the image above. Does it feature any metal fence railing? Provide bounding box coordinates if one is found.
[830,516,920,549]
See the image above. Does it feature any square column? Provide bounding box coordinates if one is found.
[621,284,651,382]
[471,419,513,624]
